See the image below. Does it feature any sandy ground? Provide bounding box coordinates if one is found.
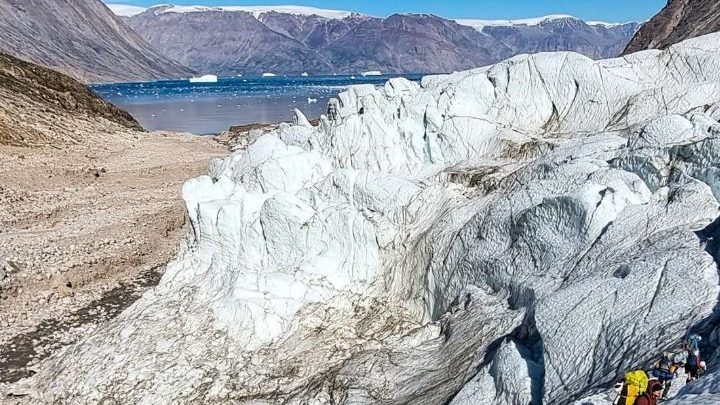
[0,129,225,386]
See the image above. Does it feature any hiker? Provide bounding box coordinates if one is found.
[634,380,664,405]
[685,348,705,383]
[651,352,682,399]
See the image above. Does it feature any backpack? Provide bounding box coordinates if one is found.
[625,370,649,393]
[651,368,674,381]
[688,334,702,351]
[614,370,649,405]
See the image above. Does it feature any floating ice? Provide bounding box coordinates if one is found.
[188,74,218,83]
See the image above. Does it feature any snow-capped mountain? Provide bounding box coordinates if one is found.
[114,4,640,76]
[107,3,355,19]
[0,0,193,83]
[457,13,585,30]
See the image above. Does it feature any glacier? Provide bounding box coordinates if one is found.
[8,34,720,404]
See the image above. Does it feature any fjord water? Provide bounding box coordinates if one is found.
[92,74,423,134]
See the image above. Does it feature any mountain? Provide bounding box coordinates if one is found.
[0,0,194,83]
[125,5,334,75]
[624,0,720,54]
[288,13,512,74]
[119,5,639,75]
[468,16,641,60]
[16,32,720,405]
[0,51,141,146]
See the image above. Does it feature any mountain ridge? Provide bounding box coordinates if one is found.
[120,5,640,76]
[107,3,632,27]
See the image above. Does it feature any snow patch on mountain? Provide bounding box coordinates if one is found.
[105,3,147,17]
[139,4,356,19]
[456,14,626,31]
[456,14,575,30]
[586,21,628,28]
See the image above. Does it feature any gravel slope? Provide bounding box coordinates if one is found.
[0,47,225,390]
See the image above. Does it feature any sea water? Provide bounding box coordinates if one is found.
[92,74,423,135]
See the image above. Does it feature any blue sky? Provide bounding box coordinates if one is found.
[107,0,665,22]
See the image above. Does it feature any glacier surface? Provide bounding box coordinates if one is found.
[9,34,720,404]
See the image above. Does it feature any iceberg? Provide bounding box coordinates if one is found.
[188,74,217,83]
[360,70,382,76]
[262,72,277,77]
[301,72,309,77]
[12,34,720,405]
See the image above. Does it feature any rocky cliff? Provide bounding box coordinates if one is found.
[9,33,720,404]
[124,6,639,75]
[0,0,194,83]
[624,0,720,54]
[0,51,141,146]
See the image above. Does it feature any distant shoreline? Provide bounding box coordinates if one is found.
[87,72,431,87]
[91,74,423,135]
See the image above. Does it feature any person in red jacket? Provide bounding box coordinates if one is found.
[635,381,664,405]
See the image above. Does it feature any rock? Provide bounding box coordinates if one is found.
[51,277,74,298]
[12,33,720,405]
[2,259,20,275]
[0,52,142,147]
[624,0,720,55]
